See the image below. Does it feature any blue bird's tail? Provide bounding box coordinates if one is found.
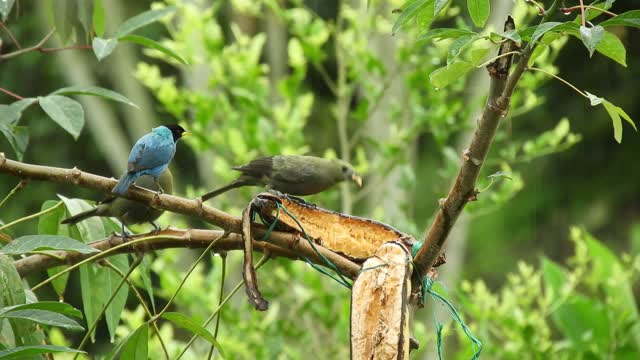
[112,172,138,195]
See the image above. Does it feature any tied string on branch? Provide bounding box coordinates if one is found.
[412,242,483,360]
[256,200,352,289]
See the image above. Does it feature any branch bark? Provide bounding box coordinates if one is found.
[0,154,361,279]
[413,3,560,279]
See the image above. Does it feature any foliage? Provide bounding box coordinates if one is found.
[0,0,639,359]
[449,228,640,359]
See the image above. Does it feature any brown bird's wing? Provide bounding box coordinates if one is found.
[232,156,274,179]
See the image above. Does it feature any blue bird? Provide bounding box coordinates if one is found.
[112,124,190,196]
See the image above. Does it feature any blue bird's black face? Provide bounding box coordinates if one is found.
[165,124,191,142]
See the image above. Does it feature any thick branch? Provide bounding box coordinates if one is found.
[413,5,559,278]
[0,155,361,279]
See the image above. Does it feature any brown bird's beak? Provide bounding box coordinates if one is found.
[351,174,363,187]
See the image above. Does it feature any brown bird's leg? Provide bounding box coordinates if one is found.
[149,221,161,234]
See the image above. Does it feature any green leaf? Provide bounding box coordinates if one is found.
[76,0,94,42]
[417,28,477,42]
[0,345,84,359]
[113,6,176,39]
[38,200,72,297]
[487,171,512,180]
[58,196,105,242]
[52,86,138,108]
[162,312,227,358]
[0,0,15,21]
[552,295,610,351]
[0,302,82,319]
[92,37,118,61]
[447,35,478,64]
[103,255,130,342]
[119,323,148,360]
[490,29,522,46]
[119,35,188,65]
[38,95,85,140]
[594,31,626,67]
[600,10,640,29]
[52,0,77,45]
[429,61,474,88]
[138,255,156,313]
[392,0,435,34]
[93,0,105,36]
[0,123,28,161]
[530,22,563,43]
[579,25,604,57]
[0,255,24,309]
[0,309,83,331]
[542,257,566,304]
[467,0,489,28]
[0,105,20,126]
[105,323,148,360]
[1,235,100,255]
[603,100,623,143]
[434,0,448,16]
[602,100,636,143]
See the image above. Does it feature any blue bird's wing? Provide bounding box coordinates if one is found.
[127,133,176,172]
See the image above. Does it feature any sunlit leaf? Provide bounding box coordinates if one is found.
[120,35,188,65]
[467,0,489,28]
[603,100,623,143]
[105,323,148,360]
[530,22,563,43]
[0,309,83,331]
[429,61,474,88]
[162,312,227,358]
[93,0,105,36]
[392,0,435,34]
[113,6,176,39]
[434,0,449,16]
[0,302,82,319]
[417,28,477,42]
[447,35,478,64]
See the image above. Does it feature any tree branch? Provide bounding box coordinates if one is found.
[413,4,560,280]
[0,156,362,279]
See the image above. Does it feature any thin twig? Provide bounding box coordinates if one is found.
[0,179,28,209]
[72,256,143,360]
[0,21,21,48]
[0,201,63,233]
[561,5,617,17]
[527,66,588,98]
[39,45,93,53]
[578,0,586,27]
[175,255,270,359]
[524,0,546,15]
[0,87,24,100]
[0,28,55,60]
[207,253,227,360]
[154,233,228,318]
[476,51,522,69]
[105,257,170,360]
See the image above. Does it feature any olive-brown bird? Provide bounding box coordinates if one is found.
[200,155,362,201]
[61,169,173,235]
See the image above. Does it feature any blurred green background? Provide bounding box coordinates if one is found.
[0,0,638,358]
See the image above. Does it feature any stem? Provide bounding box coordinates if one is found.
[105,257,170,360]
[578,0,586,27]
[0,179,28,209]
[39,45,93,53]
[0,87,24,100]
[525,0,546,15]
[527,66,588,98]
[561,5,617,17]
[72,257,143,360]
[154,233,227,318]
[207,253,227,360]
[175,255,270,360]
[0,28,55,60]
[0,201,63,233]
[0,21,21,48]
[475,51,522,69]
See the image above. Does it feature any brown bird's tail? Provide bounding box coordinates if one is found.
[200,178,257,201]
[60,208,100,225]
